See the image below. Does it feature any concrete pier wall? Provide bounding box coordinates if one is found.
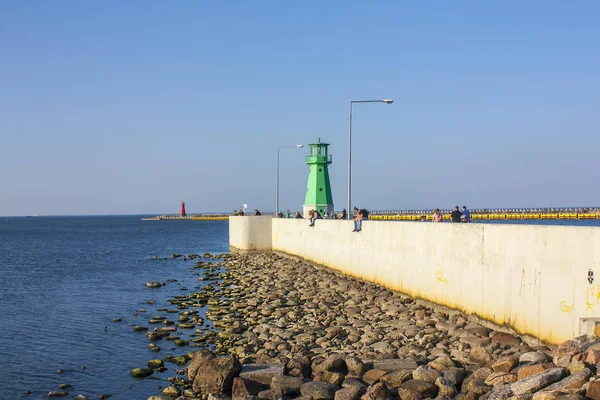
[228,215,273,251]
[229,216,600,344]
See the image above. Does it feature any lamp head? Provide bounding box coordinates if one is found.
[382,99,394,104]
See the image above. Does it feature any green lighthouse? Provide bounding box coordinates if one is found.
[303,138,334,217]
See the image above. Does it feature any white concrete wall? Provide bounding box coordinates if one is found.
[231,217,600,345]
[229,216,273,251]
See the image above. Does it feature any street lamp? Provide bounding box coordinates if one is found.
[277,144,304,216]
[348,99,393,219]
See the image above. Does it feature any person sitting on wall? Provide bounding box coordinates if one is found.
[353,207,369,232]
[278,211,284,218]
[461,206,471,222]
[285,209,291,218]
[308,210,315,226]
[294,211,303,218]
[309,210,324,226]
[433,208,443,222]
[233,210,239,216]
[239,209,245,216]
[451,206,461,222]
[340,208,347,220]
[254,209,262,216]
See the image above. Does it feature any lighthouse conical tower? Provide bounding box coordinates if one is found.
[180,202,187,217]
[303,138,334,217]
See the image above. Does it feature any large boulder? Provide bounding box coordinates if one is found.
[239,364,285,386]
[379,370,414,388]
[442,369,465,387]
[322,371,345,386]
[191,355,242,394]
[397,380,438,400]
[362,382,392,400]
[531,369,590,400]
[412,366,441,383]
[435,377,458,397]
[47,392,69,397]
[362,369,388,385]
[257,389,283,400]
[314,355,347,374]
[491,331,522,346]
[492,356,519,373]
[334,387,361,400]
[517,363,555,381]
[485,372,518,386]
[232,377,263,398]
[586,380,600,400]
[373,359,418,372]
[188,350,215,381]
[520,352,552,364]
[301,381,339,400]
[287,356,312,379]
[510,368,565,395]
[539,368,590,393]
[130,367,154,378]
[469,346,493,364]
[271,375,303,396]
[162,386,181,397]
[345,356,368,379]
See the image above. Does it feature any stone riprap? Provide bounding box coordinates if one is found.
[148,252,600,400]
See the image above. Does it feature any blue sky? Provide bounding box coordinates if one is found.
[1,2,599,215]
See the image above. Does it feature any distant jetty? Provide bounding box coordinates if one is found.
[141,214,229,221]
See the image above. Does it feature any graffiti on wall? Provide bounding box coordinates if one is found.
[436,263,448,284]
[560,300,573,313]
[519,268,541,299]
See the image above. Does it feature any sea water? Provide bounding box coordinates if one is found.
[0,216,229,399]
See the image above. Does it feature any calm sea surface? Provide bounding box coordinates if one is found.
[0,216,229,400]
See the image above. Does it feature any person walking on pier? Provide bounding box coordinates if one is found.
[451,206,462,222]
[433,208,443,222]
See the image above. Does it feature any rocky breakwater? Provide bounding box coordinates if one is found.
[155,252,600,400]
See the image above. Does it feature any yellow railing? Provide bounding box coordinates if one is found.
[369,213,599,221]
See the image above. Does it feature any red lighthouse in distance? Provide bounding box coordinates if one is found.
[180,202,187,217]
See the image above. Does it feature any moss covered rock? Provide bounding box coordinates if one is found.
[130,367,154,378]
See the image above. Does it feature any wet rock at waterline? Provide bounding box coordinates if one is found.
[130,367,154,378]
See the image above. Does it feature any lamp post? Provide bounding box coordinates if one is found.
[348,99,393,219]
[277,144,304,216]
